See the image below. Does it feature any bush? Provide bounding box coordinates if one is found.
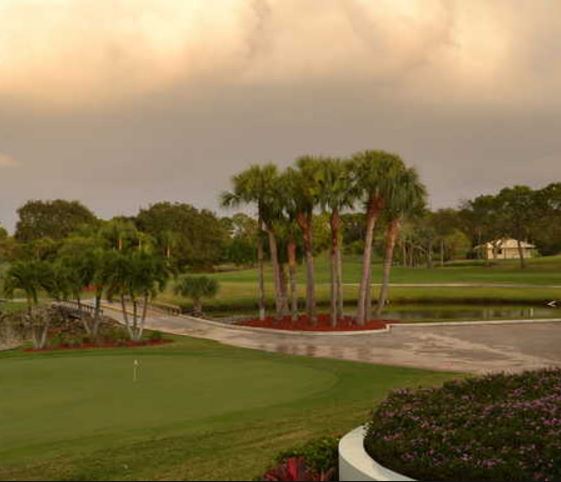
[364,368,561,482]
[260,437,338,481]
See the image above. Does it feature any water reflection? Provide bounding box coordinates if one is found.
[384,304,560,322]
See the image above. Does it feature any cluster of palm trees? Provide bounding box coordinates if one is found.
[2,231,172,346]
[221,150,426,326]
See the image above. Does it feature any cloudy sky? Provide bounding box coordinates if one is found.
[1,0,560,230]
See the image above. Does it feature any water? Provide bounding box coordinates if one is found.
[215,303,561,324]
[382,304,561,322]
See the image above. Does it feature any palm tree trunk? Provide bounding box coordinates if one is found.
[279,263,289,317]
[329,210,341,327]
[257,216,266,321]
[120,294,133,339]
[297,212,316,323]
[77,293,92,335]
[39,316,50,350]
[287,239,298,322]
[132,298,138,341]
[26,294,33,317]
[266,226,283,320]
[427,238,433,269]
[139,292,149,341]
[517,238,526,269]
[357,197,383,325]
[336,240,344,319]
[93,291,102,340]
[365,266,373,322]
[376,218,400,317]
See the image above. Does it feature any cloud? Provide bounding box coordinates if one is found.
[0,0,559,109]
[0,154,20,167]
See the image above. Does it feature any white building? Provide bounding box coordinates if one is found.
[476,238,536,260]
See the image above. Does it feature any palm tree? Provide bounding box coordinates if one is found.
[285,157,322,322]
[174,276,220,314]
[317,158,356,326]
[100,218,138,252]
[221,164,283,320]
[352,150,406,324]
[376,167,426,316]
[107,252,170,341]
[3,261,46,315]
[3,260,51,348]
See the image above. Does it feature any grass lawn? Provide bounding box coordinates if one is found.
[0,336,456,481]
[159,254,561,314]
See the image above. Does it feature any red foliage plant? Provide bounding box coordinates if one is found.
[262,457,335,482]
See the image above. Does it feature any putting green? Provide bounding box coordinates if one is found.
[0,337,456,480]
[0,351,335,454]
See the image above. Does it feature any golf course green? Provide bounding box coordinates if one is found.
[0,335,455,480]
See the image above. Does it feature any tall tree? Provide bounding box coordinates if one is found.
[284,157,323,323]
[352,150,406,325]
[221,164,282,320]
[495,185,536,269]
[460,195,503,263]
[533,183,561,255]
[222,213,259,266]
[317,158,356,326]
[136,203,227,269]
[3,260,52,348]
[106,252,170,341]
[376,167,426,316]
[15,200,98,242]
[3,260,48,315]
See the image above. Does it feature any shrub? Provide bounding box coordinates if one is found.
[364,368,561,482]
[260,437,338,481]
[174,275,220,314]
[149,330,163,342]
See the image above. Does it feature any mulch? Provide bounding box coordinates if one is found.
[237,313,397,332]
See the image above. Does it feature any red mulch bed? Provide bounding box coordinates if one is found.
[237,314,397,332]
[24,339,173,352]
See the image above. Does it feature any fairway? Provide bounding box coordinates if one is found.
[0,336,455,480]
[158,255,561,315]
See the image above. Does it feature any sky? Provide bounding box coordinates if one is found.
[1,0,561,230]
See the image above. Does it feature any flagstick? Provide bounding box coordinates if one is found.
[133,359,140,382]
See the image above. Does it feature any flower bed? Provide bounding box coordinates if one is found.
[237,314,394,332]
[364,368,561,482]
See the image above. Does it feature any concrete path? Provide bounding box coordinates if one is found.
[99,302,561,374]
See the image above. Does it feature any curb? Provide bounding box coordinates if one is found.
[339,426,414,481]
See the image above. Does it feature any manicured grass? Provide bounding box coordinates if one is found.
[0,336,456,480]
[159,254,561,314]
[210,254,561,286]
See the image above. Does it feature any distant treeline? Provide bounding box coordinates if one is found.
[0,182,560,271]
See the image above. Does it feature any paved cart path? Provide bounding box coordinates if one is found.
[99,302,561,374]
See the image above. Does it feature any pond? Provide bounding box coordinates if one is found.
[381,303,561,322]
